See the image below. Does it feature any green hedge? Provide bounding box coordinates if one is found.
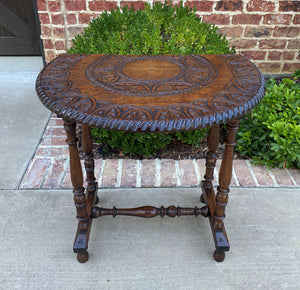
[69,1,235,157]
[237,71,300,169]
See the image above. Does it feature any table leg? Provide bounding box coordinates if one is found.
[82,124,98,209]
[63,119,89,263]
[213,119,239,262]
[201,124,219,207]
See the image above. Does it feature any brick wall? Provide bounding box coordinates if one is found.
[36,0,300,74]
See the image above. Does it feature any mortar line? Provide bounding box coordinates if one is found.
[155,159,161,187]
[285,168,297,186]
[175,160,181,187]
[193,159,201,185]
[136,160,142,188]
[268,168,279,187]
[116,159,123,188]
[246,160,259,187]
[98,159,106,188]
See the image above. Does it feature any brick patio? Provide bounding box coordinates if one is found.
[20,114,300,189]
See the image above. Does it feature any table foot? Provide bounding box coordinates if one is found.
[213,250,225,262]
[77,250,89,263]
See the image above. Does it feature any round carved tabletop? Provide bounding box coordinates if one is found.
[36,54,265,132]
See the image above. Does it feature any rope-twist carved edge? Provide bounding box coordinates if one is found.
[36,54,265,132]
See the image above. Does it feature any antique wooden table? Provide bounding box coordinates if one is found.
[36,54,264,263]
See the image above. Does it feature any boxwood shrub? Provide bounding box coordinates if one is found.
[68,1,235,157]
[237,71,300,169]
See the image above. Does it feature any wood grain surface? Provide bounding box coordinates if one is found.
[36,54,264,132]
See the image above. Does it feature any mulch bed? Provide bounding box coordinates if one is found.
[78,128,242,160]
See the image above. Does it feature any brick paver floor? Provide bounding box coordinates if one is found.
[20,114,300,189]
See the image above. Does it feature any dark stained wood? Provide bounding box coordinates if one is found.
[92,205,209,218]
[37,54,264,263]
[63,119,90,263]
[0,0,41,55]
[36,54,265,132]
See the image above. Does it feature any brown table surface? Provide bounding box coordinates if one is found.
[36,54,265,132]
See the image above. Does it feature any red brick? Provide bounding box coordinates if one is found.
[55,40,66,50]
[233,160,256,187]
[287,168,300,186]
[160,159,177,187]
[241,50,266,60]
[141,160,157,187]
[48,0,61,12]
[53,27,65,38]
[259,39,286,49]
[43,159,66,188]
[120,1,146,10]
[38,12,50,24]
[67,26,84,38]
[270,168,295,186]
[247,0,275,12]
[43,39,54,50]
[202,14,231,25]
[48,118,64,126]
[101,159,119,188]
[179,160,198,186]
[274,26,300,38]
[215,159,238,186]
[40,136,67,146]
[45,50,56,63]
[78,13,94,24]
[294,15,300,24]
[279,1,300,12]
[232,14,261,24]
[44,127,66,137]
[250,164,275,186]
[60,159,103,189]
[65,0,87,11]
[195,159,206,182]
[93,159,104,183]
[51,13,64,25]
[89,1,118,11]
[37,0,47,11]
[263,14,293,25]
[268,51,295,61]
[218,26,244,38]
[66,13,77,24]
[36,147,69,158]
[62,160,86,188]
[230,39,257,49]
[288,39,300,49]
[215,0,243,11]
[282,63,300,73]
[20,158,51,189]
[244,27,271,37]
[121,159,137,187]
[41,25,52,37]
[186,1,214,12]
[258,62,282,74]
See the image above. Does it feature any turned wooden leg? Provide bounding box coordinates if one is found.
[213,119,239,262]
[82,124,98,212]
[64,119,89,263]
[201,124,219,207]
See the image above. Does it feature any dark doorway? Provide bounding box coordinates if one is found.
[0,0,41,55]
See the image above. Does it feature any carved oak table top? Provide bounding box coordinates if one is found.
[36,54,264,132]
[36,54,265,264]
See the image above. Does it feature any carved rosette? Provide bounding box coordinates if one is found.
[36,54,265,132]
